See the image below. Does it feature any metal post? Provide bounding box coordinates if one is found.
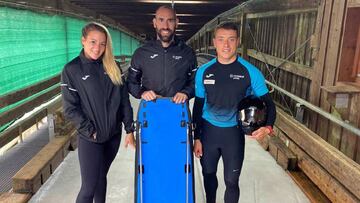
[138,123,143,203]
[48,113,55,140]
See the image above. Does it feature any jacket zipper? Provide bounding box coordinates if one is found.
[163,49,167,89]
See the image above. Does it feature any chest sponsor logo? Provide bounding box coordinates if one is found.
[150,54,158,59]
[205,73,214,78]
[230,74,244,80]
[204,79,215,85]
[82,75,90,80]
[172,55,182,60]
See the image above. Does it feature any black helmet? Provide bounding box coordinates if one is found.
[238,96,266,135]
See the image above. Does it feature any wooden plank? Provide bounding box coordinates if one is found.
[340,93,360,159]
[290,13,299,63]
[278,16,284,59]
[302,79,310,126]
[261,18,267,53]
[0,86,60,127]
[286,15,294,62]
[275,16,281,58]
[277,131,359,203]
[305,12,314,67]
[321,84,360,94]
[276,108,360,199]
[295,13,304,64]
[0,192,31,203]
[319,0,347,139]
[295,75,302,102]
[268,17,274,57]
[269,136,297,170]
[257,134,270,150]
[247,8,318,19]
[348,0,360,7]
[301,13,310,66]
[268,140,278,159]
[240,14,248,60]
[0,75,60,109]
[266,18,271,54]
[289,74,297,111]
[247,49,313,79]
[288,171,331,203]
[308,0,328,132]
[327,110,342,149]
[12,135,71,193]
[281,15,287,60]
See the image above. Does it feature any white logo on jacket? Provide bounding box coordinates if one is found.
[205,74,214,78]
[82,75,90,80]
[150,54,158,59]
[172,55,182,60]
[204,79,215,85]
[229,74,244,80]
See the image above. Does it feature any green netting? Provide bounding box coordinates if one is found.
[109,28,121,56]
[0,6,140,131]
[65,17,86,61]
[121,33,132,56]
[0,6,139,97]
[132,38,140,53]
[0,7,67,96]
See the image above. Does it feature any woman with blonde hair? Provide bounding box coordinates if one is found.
[61,22,135,203]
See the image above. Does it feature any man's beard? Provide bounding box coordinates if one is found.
[156,28,175,43]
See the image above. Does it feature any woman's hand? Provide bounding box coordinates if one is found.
[124,133,135,149]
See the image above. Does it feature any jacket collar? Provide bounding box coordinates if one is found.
[79,49,103,64]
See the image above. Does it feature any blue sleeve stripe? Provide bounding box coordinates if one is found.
[237,57,269,97]
[195,58,217,98]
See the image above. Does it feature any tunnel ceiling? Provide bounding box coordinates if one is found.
[68,0,246,41]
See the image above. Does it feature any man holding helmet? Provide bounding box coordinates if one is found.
[192,22,276,203]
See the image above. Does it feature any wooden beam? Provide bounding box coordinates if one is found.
[277,131,358,202]
[308,0,329,132]
[288,140,357,202]
[0,75,60,109]
[288,171,331,203]
[12,133,75,194]
[318,0,347,139]
[268,136,297,170]
[276,108,360,199]
[348,0,360,7]
[247,49,313,79]
[0,86,60,127]
[247,8,317,19]
[240,13,249,60]
[0,192,31,203]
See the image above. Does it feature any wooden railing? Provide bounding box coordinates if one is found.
[0,75,62,149]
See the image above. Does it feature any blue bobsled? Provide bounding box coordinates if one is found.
[134,98,195,203]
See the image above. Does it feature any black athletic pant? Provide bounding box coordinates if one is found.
[76,134,121,203]
[200,120,245,203]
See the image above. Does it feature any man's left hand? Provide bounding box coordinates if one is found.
[173,92,188,104]
[249,127,272,140]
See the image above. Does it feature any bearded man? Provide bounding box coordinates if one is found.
[128,5,197,103]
